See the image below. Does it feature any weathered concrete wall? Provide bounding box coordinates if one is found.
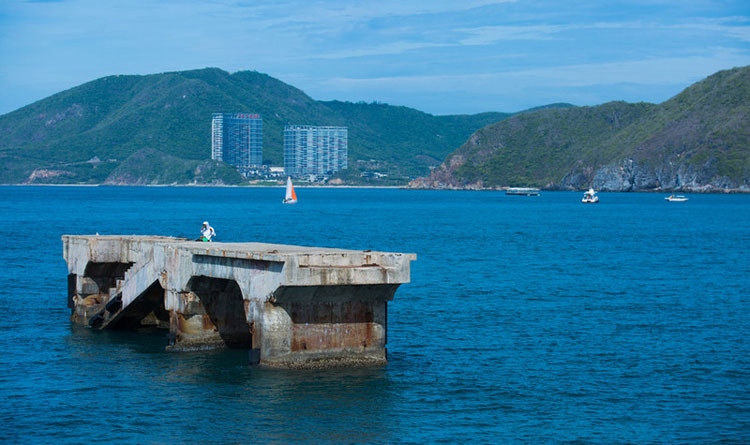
[261,284,397,367]
[62,235,415,367]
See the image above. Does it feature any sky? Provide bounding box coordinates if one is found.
[1,0,749,115]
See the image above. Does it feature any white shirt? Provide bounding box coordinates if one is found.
[201,225,215,240]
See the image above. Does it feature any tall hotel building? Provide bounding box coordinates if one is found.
[283,125,348,177]
[211,113,262,176]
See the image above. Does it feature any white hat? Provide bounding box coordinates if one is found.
[202,221,209,226]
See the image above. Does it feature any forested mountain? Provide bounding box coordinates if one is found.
[411,66,750,192]
[0,68,509,184]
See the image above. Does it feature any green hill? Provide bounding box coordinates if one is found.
[411,66,750,192]
[0,68,509,184]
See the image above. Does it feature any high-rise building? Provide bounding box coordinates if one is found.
[211,113,262,176]
[283,125,348,177]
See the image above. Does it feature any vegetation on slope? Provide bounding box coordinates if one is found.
[0,68,508,184]
[452,101,654,187]
[104,148,243,185]
[415,66,750,190]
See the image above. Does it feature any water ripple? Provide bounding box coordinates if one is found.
[0,187,748,442]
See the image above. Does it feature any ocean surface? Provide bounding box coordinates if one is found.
[1,186,748,443]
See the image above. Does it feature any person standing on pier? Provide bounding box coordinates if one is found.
[200,221,216,242]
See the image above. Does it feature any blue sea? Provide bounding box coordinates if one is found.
[1,186,748,443]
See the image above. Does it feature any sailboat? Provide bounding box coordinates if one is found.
[282,176,298,204]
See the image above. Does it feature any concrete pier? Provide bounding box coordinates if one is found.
[62,235,415,367]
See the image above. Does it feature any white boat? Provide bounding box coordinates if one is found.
[582,188,599,203]
[506,187,540,196]
[282,176,297,204]
[665,194,688,202]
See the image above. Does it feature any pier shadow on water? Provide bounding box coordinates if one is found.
[55,324,397,443]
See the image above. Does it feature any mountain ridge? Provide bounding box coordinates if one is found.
[409,65,750,192]
[0,68,509,184]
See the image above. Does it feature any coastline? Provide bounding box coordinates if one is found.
[3,183,749,193]
[404,186,750,194]
[2,183,403,189]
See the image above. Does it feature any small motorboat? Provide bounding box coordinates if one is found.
[506,187,540,196]
[665,194,688,202]
[582,188,599,203]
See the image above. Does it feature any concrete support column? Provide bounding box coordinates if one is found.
[254,284,396,367]
[167,293,222,351]
[167,278,253,351]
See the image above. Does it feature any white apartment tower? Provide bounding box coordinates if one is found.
[283,125,348,177]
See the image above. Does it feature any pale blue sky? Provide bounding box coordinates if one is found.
[1,0,749,115]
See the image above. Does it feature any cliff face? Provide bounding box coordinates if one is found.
[410,66,750,192]
[587,159,746,192]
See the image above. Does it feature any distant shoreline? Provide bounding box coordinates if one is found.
[3,183,749,193]
[404,186,750,194]
[2,183,402,189]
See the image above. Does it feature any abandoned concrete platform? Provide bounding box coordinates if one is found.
[63,235,415,367]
